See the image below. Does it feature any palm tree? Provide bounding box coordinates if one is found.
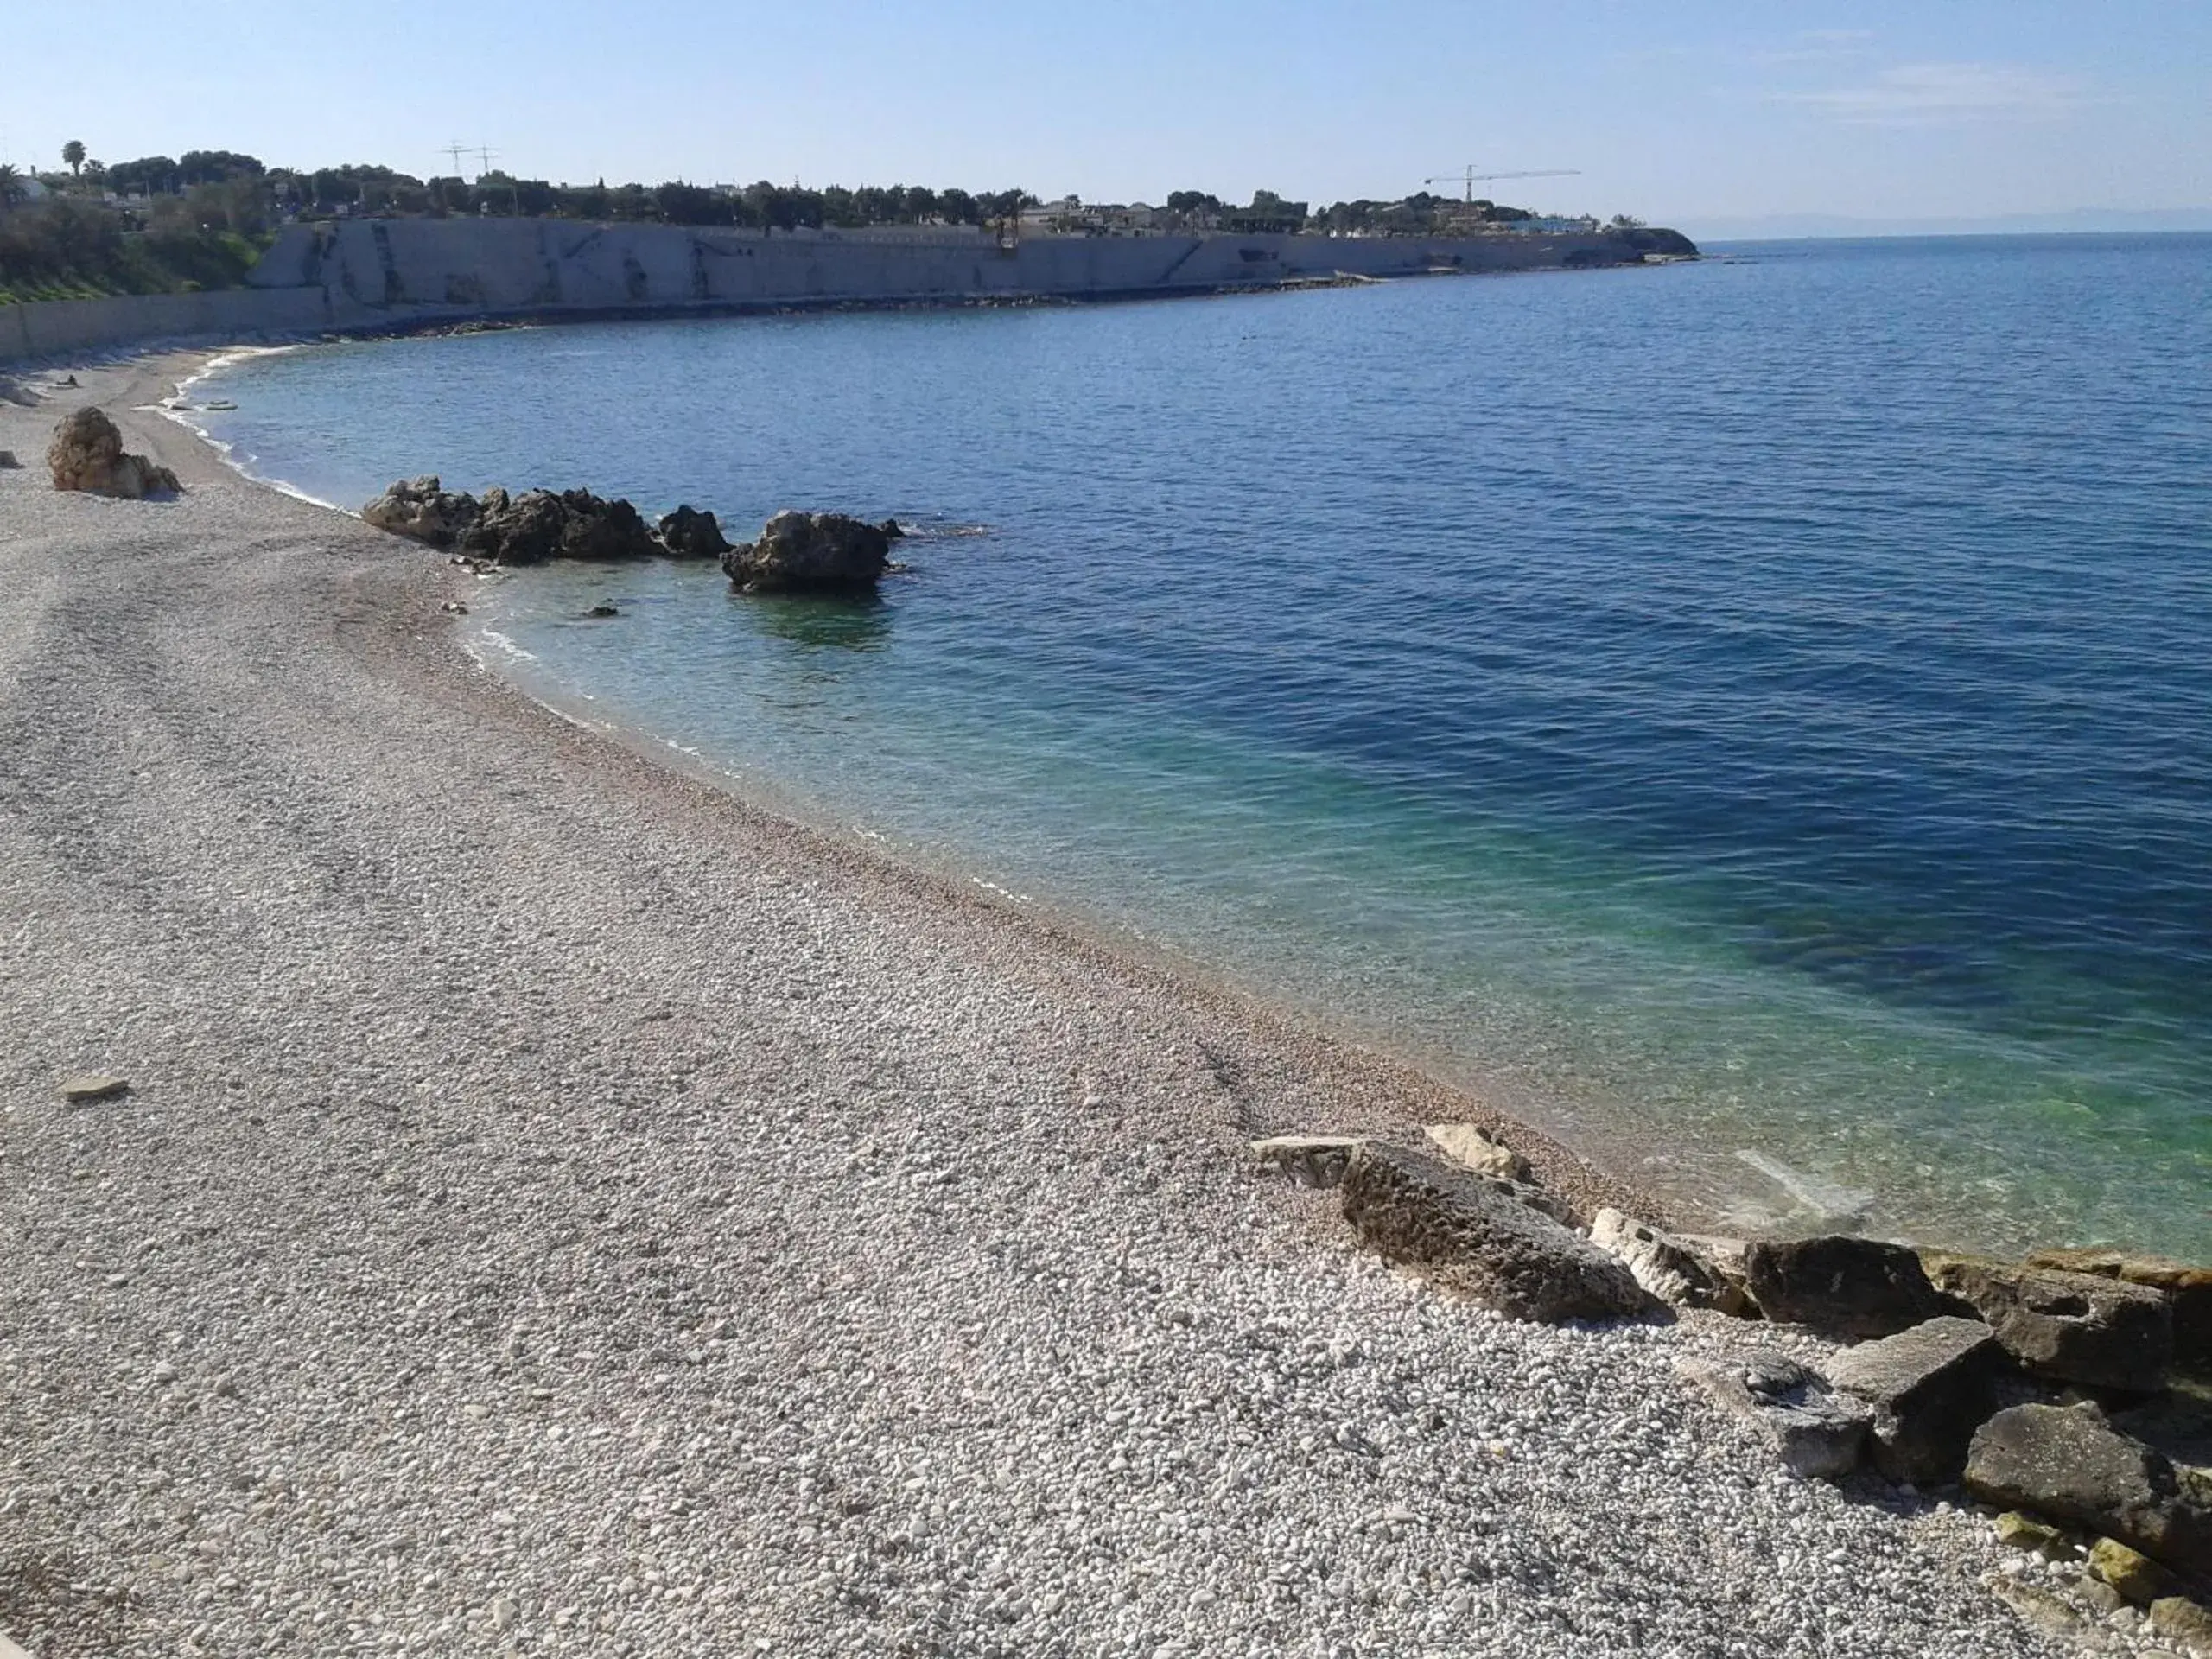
[62,140,86,177]
[0,164,24,215]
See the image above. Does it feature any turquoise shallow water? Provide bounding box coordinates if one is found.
[192,234,2212,1256]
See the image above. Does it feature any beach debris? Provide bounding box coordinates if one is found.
[1590,1208,1752,1315]
[1926,1257,2172,1393]
[2027,1248,2212,1380]
[47,407,181,499]
[2090,1536,2180,1605]
[1249,1134,1365,1189]
[1422,1122,1532,1183]
[1676,1349,1872,1478]
[2150,1595,2212,1653]
[657,504,731,560]
[1994,1510,2074,1557]
[1739,1235,1961,1340]
[60,1073,130,1103]
[1338,1141,1658,1323]
[723,510,893,595]
[1823,1315,2001,1484]
[1964,1402,2212,1577]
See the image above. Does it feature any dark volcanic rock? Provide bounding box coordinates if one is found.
[1965,1403,2212,1577]
[452,488,658,566]
[1742,1236,1963,1340]
[1678,1350,1872,1479]
[1929,1259,2172,1393]
[657,505,732,560]
[1337,1142,1658,1323]
[461,489,565,565]
[1824,1315,2001,1484]
[48,407,181,499]
[723,511,892,594]
[362,474,481,546]
[551,490,658,562]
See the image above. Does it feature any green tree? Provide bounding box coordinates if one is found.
[0,164,22,215]
[62,140,86,176]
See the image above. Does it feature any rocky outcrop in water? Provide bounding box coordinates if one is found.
[362,475,481,543]
[362,479,686,564]
[48,408,180,499]
[722,510,893,594]
[658,505,731,560]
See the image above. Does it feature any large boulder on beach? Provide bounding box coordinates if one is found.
[723,510,892,594]
[1824,1315,2001,1484]
[1592,1209,1752,1315]
[1338,1141,1658,1323]
[1928,1258,2171,1393]
[1965,1403,2212,1577]
[1741,1235,1962,1339]
[657,505,731,560]
[362,475,482,546]
[48,407,180,499]
[2027,1247,2212,1379]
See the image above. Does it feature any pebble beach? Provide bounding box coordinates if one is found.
[0,355,2126,1655]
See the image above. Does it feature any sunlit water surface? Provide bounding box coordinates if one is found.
[193,234,2212,1256]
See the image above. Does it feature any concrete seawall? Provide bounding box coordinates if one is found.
[3,218,1666,366]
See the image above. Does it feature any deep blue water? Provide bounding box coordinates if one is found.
[192,235,2212,1256]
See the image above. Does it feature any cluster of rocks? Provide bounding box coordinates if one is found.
[362,476,693,568]
[46,407,181,499]
[361,477,905,594]
[1255,1126,2212,1645]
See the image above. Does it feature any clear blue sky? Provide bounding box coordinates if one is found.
[7,2,2206,231]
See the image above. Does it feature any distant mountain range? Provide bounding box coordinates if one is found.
[1681,207,2212,243]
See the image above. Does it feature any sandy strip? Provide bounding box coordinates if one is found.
[0,354,2075,1656]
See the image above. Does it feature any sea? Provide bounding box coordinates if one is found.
[186,233,2212,1260]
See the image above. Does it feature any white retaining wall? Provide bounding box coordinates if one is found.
[3,219,1642,365]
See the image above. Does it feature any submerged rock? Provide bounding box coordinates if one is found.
[1338,1141,1656,1323]
[723,510,892,594]
[1964,1402,2212,1577]
[48,407,180,499]
[1677,1349,1872,1478]
[1741,1235,1961,1339]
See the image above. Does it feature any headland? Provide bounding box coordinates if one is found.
[0,216,1691,366]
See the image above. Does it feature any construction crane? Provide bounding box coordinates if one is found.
[1422,166,1580,204]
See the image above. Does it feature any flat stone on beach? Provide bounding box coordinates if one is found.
[1338,1141,1656,1322]
[60,1073,130,1103]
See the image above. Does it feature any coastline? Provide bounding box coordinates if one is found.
[0,349,2082,1656]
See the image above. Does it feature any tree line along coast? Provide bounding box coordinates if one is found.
[0,143,1675,303]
